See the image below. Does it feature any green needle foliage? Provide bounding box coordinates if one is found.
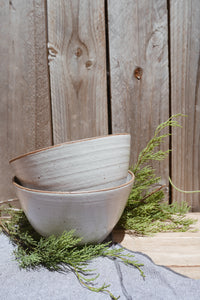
[0,208,144,300]
[118,114,196,234]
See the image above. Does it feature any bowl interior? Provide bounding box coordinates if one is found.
[13,170,134,195]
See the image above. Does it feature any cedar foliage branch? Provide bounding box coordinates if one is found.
[118,114,196,234]
[0,208,144,300]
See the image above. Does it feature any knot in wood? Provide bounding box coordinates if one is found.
[85,60,93,69]
[47,43,58,64]
[75,47,83,57]
[134,67,143,80]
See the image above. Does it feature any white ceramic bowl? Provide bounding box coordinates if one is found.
[12,171,134,244]
[10,134,130,191]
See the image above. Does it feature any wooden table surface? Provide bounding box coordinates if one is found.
[112,213,200,279]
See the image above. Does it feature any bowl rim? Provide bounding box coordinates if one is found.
[9,133,130,163]
[12,170,134,195]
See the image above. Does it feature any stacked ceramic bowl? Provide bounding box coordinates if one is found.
[10,134,134,244]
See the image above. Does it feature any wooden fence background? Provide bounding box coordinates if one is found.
[0,0,200,211]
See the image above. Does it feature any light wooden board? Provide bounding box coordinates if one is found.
[108,0,169,196]
[168,267,200,279]
[47,0,108,144]
[170,0,200,211]
[0,0,52,201]
[113,213,200,279]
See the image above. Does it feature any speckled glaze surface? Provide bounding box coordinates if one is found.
[13,171,134,244]
[10,134,130,191]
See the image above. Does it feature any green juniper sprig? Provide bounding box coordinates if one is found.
[118,114,196,234]
[133,114,184,173]
[0,208,144,300]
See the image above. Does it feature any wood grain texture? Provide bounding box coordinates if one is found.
[170,0,200,211]
[112,213,200,279]
[108,0,169,194]
[0,0,52,201]
[47,0,108,144]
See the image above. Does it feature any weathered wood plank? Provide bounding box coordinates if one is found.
[169,266,200,279]
[0,0,52,201]
[113,231,200,279]
[170,0,200,211]
[108,0,169,194]
[47,0,108,144]
[112,213,200,279]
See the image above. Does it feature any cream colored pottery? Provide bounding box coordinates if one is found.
[12,171,134,244]
[10,134,130,191]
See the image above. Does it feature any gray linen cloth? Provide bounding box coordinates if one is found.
[0,234,199,300]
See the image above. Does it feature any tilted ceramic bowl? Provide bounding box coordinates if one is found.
[10,134,130,191]
[12,171,134,244]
